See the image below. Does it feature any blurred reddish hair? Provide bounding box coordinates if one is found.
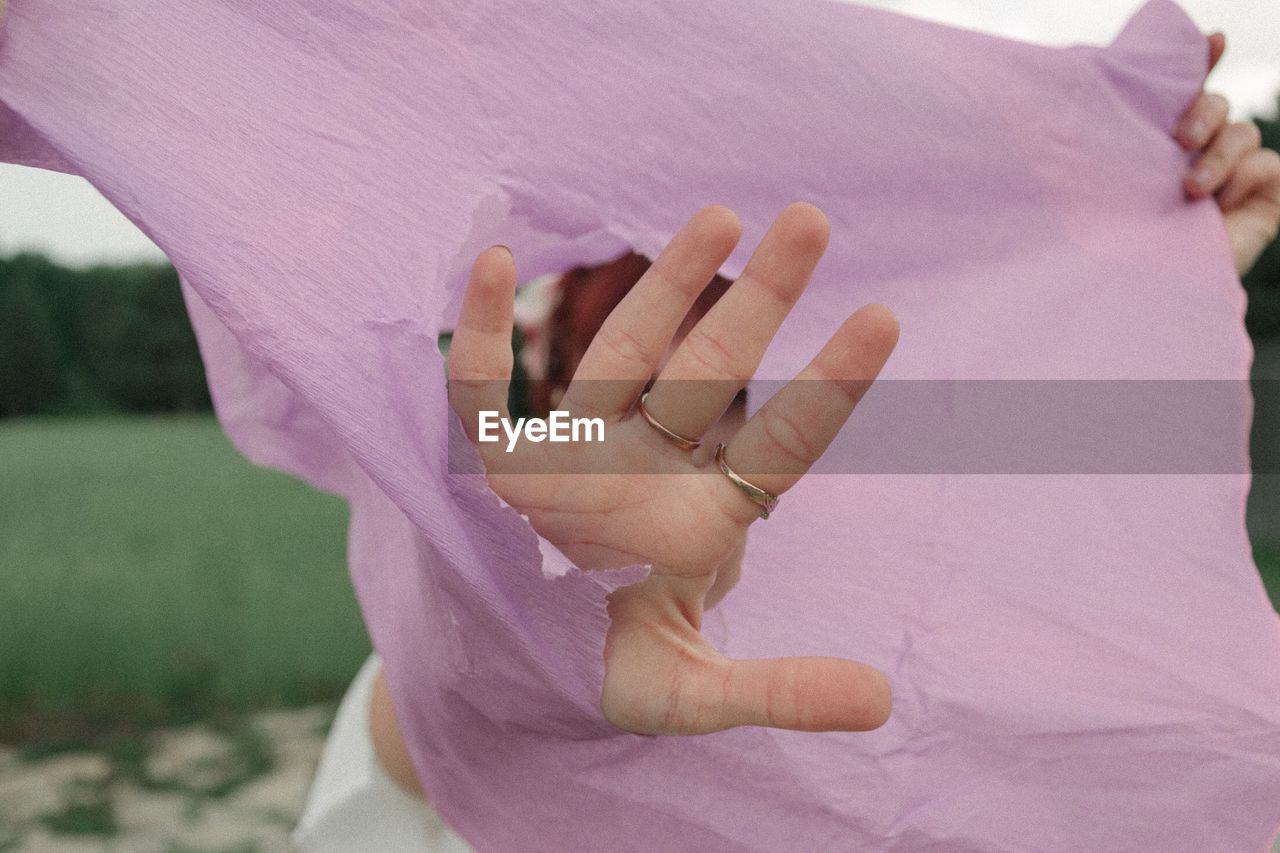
[530,252,733,415]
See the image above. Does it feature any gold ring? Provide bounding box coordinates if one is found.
[637,392,702,450]
[715,444,779,520]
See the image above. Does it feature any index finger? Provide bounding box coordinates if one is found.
[716,303,899,522]
[1207,32,1226,76]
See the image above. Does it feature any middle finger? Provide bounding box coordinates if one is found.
[643,202,830,442]
[1185,120,1263,198]
[562,205,742,419]
[1175,91,1228,150]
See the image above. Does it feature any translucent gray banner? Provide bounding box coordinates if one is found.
[445,380,1271,475]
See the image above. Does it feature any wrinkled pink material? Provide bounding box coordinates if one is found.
[3,0,1279,849]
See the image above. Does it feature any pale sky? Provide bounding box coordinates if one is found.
[0,0,1276,268]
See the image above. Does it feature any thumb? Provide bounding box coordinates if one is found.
[601,580,892,735]
[714,655,892,733]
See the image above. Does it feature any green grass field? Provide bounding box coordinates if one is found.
[0,415,1277,749]
[0,415,369,745]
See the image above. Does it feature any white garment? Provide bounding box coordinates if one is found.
[293,654,473,852]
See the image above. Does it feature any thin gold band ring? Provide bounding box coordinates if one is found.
[715,443,779,520]
[637,392,702,451]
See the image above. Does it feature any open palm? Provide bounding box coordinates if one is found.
[448,203,899,735]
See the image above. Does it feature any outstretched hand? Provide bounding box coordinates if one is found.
[448,203,899,735]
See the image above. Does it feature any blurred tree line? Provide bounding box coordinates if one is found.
[0,253,209,417]
[1245,101,1280,339]
[1,103,1279,418]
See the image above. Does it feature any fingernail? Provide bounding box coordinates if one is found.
[1191,166,1214,190]
[1182,119,1206,146]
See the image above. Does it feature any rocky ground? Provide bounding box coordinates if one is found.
[0,705,333,853]
[5,707,1278,853]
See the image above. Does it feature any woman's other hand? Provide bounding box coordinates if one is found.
[1178,33,1280,275]
[448,204,899,736]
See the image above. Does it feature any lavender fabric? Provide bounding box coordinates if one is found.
[3,0,1279,849]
